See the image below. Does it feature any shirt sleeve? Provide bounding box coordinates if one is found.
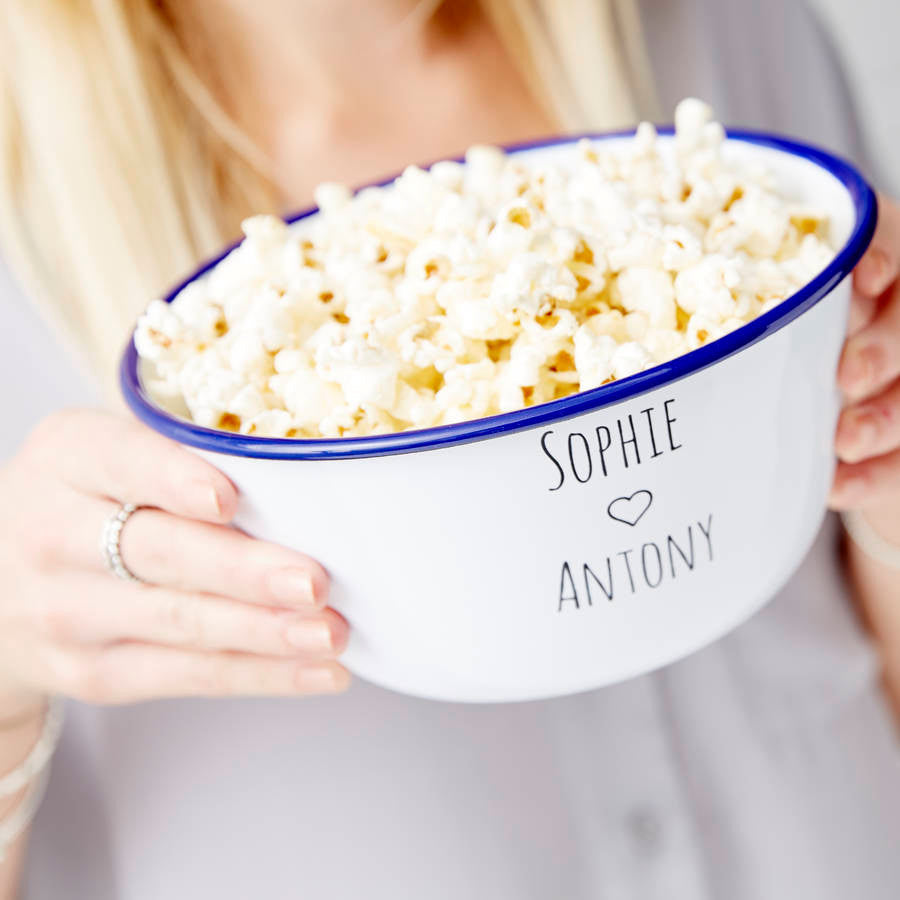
[805,0,900,195]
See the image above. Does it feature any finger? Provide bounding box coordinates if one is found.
[28,409,236,522]
[44,572,348,658]
[65,499,329,609]
[837,282,900,403]
[828,446,900,510]
[847,288,879,336]
[121,508,330,609]
[835,378,900,464]
[853,246,896,299]
[853,194,899,298]
[53,644,350,704]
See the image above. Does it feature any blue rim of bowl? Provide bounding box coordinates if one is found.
[120,127,877,460]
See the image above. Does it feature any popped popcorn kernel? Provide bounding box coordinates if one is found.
[136,100,834,438]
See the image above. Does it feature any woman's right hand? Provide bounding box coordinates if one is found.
[0,409,350,711]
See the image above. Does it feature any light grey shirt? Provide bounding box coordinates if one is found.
[6,1,899,897]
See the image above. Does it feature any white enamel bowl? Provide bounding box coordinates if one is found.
[122,130,876,703]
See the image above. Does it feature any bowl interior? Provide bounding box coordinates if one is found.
[123,130,875,460]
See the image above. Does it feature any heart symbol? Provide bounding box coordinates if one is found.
[607,490,653,527]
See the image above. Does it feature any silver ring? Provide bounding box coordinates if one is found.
[100,503,144,583]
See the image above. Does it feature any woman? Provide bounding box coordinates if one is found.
[1,0,899,897]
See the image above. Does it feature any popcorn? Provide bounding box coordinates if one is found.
[674,98,714,156]
[136,99,834,438]
[674,254,744,320]
[612,342,655,379]
[613,267,677,328]
[227,384,267,422]
[246,408,294,438]
[268,365,344,430]
[313,183,352,214]
[574,327,618,390]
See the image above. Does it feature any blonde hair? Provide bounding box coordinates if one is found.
[0,0,656,384]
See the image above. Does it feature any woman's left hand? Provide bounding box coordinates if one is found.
[830,194,900,546]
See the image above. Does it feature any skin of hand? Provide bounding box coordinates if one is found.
[832,193,900,540]
[0,409,351,711]
[831,194,900,716]
[2,199,896,715]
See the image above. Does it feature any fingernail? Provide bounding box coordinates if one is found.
[298,666,349,693]
[285,620,333,653]
[268,568,316,607]
[188,481,219,516]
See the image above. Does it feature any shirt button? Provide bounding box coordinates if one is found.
[626,808,664,858]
